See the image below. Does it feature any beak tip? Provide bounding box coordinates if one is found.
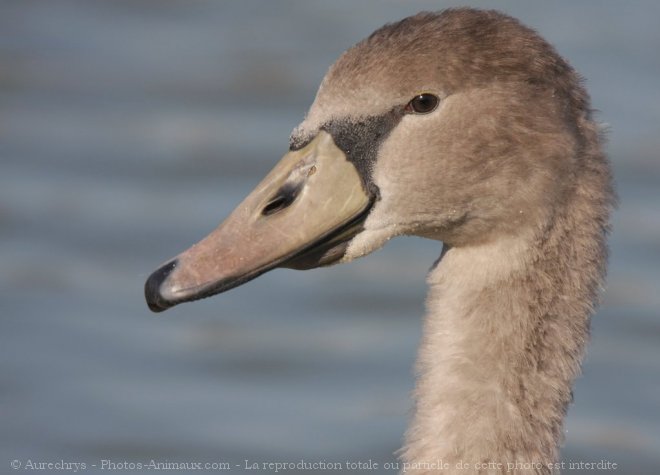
[144,259,178,313]
[147,301,168,313]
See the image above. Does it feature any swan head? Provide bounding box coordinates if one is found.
[145,8,588,312]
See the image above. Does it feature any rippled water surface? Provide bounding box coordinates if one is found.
[1,1,659,474]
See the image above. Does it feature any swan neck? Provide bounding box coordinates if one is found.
[403,211,608,473]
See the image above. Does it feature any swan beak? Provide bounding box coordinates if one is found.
[145,131,373,312]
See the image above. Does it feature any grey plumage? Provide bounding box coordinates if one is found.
[145,8,615,473]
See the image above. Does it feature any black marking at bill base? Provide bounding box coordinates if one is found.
[290,107,405,198]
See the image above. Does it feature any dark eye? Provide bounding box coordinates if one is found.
[406,93,439,114]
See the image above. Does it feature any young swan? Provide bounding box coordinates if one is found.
[145,9,615,474]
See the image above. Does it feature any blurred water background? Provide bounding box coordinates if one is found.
[1,1,659,473]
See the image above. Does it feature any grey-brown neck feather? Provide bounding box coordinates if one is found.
[401,118,614,473]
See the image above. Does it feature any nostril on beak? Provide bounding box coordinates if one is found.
[144,259,178,312]
[262,195,293,216]
[261,183,301,216]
